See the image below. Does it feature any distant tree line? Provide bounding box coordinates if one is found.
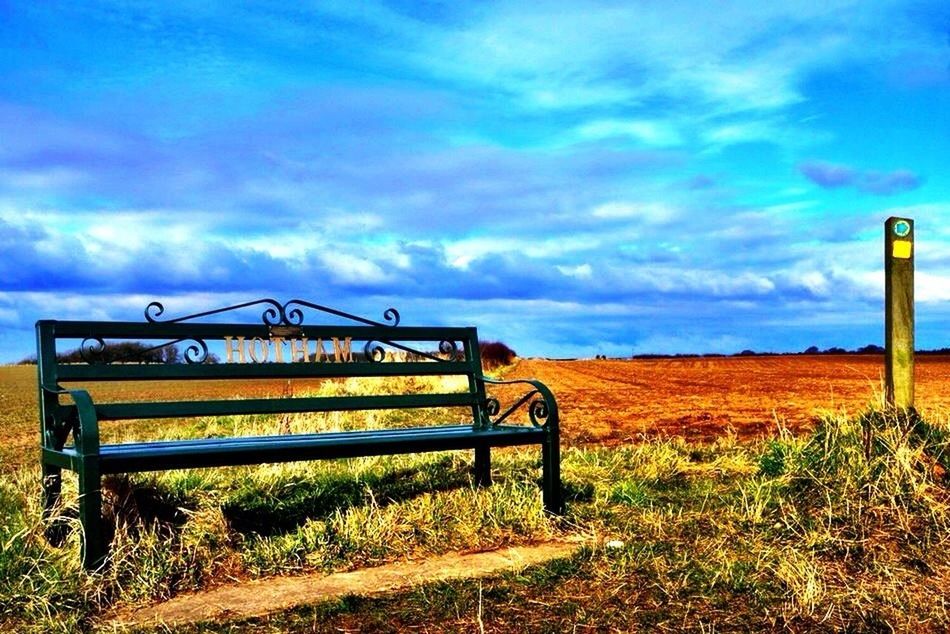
[629,344,950,360]
[18,342,220,365]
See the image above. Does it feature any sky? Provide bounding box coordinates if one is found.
[1,1,949,361]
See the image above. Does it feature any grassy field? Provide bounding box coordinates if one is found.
[2,364,950,632]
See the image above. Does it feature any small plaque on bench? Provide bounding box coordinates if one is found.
[269,325,303,338]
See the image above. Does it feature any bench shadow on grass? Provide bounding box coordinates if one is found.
[100,455,593,542]
[101,475,195,543]
[222,456,475,537]
[99,456,474,539]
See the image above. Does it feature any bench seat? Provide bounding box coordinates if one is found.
[44,424,546,474]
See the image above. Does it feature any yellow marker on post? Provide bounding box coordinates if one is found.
[892,240,912,259]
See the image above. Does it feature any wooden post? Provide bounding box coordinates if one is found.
[884,216,914,410]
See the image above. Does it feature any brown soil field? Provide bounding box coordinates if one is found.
[3,355,949,469]
[505,355,950,444]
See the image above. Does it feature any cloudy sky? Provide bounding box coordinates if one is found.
[1,1,949,361]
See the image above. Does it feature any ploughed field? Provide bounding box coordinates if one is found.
[3,355,950,469]
[502,354,950,443]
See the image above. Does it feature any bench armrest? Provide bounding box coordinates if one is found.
[477,375,559,429]
[41,385,100,456]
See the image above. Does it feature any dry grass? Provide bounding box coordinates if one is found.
[1,365,950,632]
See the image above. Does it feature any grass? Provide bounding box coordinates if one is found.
[1,369,949,632]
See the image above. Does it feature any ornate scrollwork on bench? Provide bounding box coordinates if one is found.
[139,299,465,364]
[144,298,401,328]
[359,337,462,364]
[79,337,107,364]
[482,377,557,428]
[79,336,209,365]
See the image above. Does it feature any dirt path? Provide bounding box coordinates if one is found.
[104,541,579,630]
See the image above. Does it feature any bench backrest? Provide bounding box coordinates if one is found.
[37,300,490,446]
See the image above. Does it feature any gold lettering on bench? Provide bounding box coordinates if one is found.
[224,336,246,363]
[290,337,310,362]
[333,337,353,362]
[248,337,269,363]
[314,338,327,362]
[224,336,358,363]
[270,337,286,362]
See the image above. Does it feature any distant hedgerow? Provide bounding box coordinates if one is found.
[479,341,517,370]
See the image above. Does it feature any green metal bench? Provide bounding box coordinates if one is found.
[37,299,562,569]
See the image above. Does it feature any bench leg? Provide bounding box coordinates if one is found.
[42,463,62,518]
[78,460,106,570]
[474,445,492,487]
[542,433,563,515]
[42,463,67,545]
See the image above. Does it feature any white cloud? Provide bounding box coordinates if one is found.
[318,253,392,286]
[405,0,904,118]
[703,121,780,145]
[794,271,831,297]
[591,201,678,224]
[557,263,593,279]
[325,212,385,232]
[444,234,603,268]
[575,119,684,147]
[0,306,20,327]
[917,272,950,303]
[0,167,87,189]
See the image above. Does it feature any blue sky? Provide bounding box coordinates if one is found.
[1,1,948,361]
